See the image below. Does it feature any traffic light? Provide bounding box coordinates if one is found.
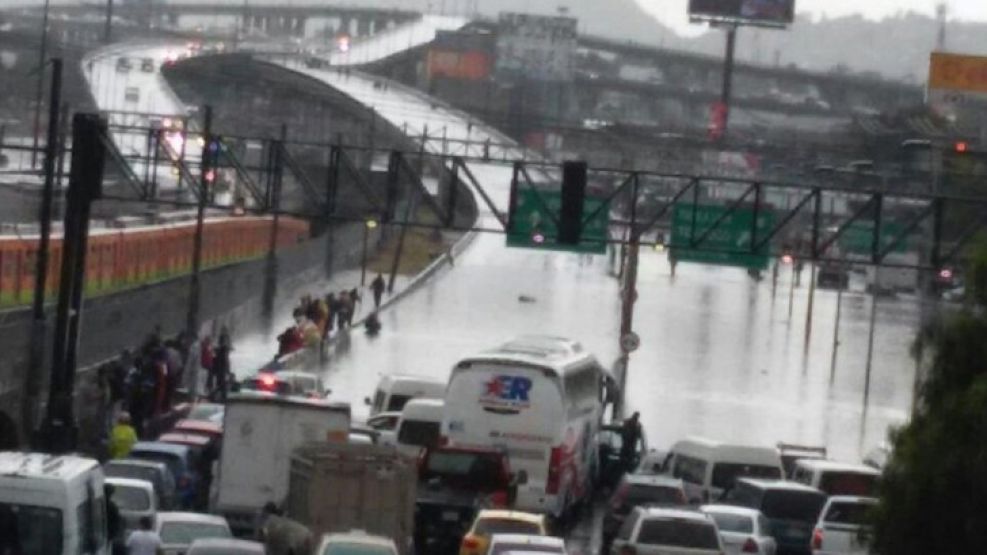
[558,161,587,245]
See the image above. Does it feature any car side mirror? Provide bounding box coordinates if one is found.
[364,397,371,406]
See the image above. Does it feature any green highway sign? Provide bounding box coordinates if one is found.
[670,203,775,270]
[506,189,609,254]
[837,221,908,255]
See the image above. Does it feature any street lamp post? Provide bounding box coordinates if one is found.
[361,219,378,286]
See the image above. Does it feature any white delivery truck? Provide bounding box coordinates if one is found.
[285,442,416,554]
[211,393,351,534]
[0,452,111,555]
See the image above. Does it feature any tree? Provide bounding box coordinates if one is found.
[868,247,987,552]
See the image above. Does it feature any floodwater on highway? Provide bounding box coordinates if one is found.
[285,228,918,465]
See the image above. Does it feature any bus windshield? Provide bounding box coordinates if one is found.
[0,502,64,554]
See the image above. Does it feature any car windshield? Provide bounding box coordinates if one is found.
[761,491,826,522]
[824,501,875,526]
[705,512,754,533]
[474,518,542,536]
[160,522,231,545]
[490,543,563,554]
[187,404,223,422]
[711,463,782,490]
[620,484,685,511]
[105,463,157,485]
[637,518,720,549]
[131,451,183,478]
[0,503,63,554]
[112,485,151,511]
[819,472,878,497]
[397,420,440,447]
[422,451,507,490]
[322,543,395,555]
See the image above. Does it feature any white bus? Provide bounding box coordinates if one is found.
[442,336,610,519]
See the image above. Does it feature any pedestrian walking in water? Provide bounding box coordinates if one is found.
[620,412,643,473]
[371,273,386,309]
[337,291,351,330]
[349,287,361,324]
[210,331,232,402]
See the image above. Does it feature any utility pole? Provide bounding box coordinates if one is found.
[24,58,62,441]
[717,23,738,143]
[30,0,52,169]
[36,113,106,454]
[186,106,213,338]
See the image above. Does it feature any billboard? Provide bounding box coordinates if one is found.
[927,52,987,121]
[688,0,795,26]
[495,12,578,82]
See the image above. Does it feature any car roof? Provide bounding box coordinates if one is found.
[132,441,190,456]
[106,458,169,471]
[737,478,825,493]
[700,504,763,518]
[624,473,684,488]
[188,538,264,552]
[824,495,878,506]
[794,459,880,474]
[274,371,319,380]
[637,507,711,523]
[158,433,212,447]
[477,510,545,523]
[157,512,228,526]
[105,477,155,491]
[0,452,99,481]
[321,530,397,548]
[489,534,565,547]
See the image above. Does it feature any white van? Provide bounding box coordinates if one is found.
[790,459,880,497]
[366,374,446,417]
[443,335,608,519]
[0,452,111,554]
[663,438,784,503]
[388,398,444,457]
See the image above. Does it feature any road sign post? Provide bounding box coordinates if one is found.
[670,203,774,270]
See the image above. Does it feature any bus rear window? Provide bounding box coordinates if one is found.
[397,421,440,447]
[760,491,826,522]
[823,500,875,526]
[819,472,878,497]
[0,502,64,554]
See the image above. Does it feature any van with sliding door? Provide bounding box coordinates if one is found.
[0,452,110,555]
[663,437,785,503]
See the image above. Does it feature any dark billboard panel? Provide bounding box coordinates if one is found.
[688,0,795,26]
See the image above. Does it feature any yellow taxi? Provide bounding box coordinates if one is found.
[459,509,548,555]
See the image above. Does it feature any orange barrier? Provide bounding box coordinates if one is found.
[0,216,310,308]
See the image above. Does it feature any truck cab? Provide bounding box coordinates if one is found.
[0,452,110,555]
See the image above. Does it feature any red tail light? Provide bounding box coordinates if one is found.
[546,447,562,494]
[461,536,480,550]
[742,537,759,553]
[489,491,508,508]
[812,527,823,550]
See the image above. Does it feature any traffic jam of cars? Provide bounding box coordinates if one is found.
[1,336,883,554]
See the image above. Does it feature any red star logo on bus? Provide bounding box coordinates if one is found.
[485,378,504,398]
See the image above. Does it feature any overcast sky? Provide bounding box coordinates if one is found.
[635,0,987,36]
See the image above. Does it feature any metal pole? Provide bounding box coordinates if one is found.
[787,263,796,320]
[24,58,62,440]
[718,24,738,142]
[104,0,114,43]
[186,106,212,337]
[829,283,843,382]
[30,0,52,169]
[804,263,817,349]
[261,126,284,324]
[863,268,880,405]
[38,113,105,453]
[53,103,69,220]
[361,223,369,286]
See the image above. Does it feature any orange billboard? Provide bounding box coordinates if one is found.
[929,52,987,94]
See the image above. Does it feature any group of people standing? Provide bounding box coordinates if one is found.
[275,275,389,359]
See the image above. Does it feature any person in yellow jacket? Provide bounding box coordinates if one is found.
[108,412,138,459]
